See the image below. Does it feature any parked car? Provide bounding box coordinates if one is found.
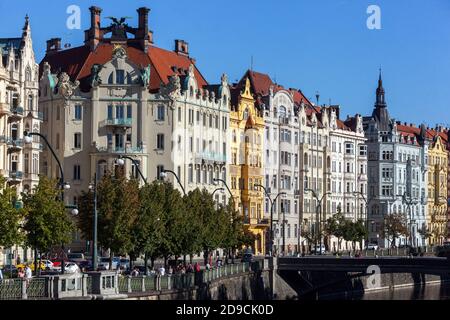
[54,262,80,273]
[1,265,18,277]
[311,245,326,254]
[67,253,85,263]
[16,262,46,271]
[366,243,379,251]
[41,260,54,270]
[98,257,119,270]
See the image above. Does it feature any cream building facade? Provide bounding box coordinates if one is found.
[0,16,40,266]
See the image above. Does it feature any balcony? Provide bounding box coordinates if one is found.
[96,145,145,155]
[243,217,270,228]
[194,152,227,164]
[101,118,132,128]
[9,171,23,183]
[1,136,24,151]
[9,106,24,119]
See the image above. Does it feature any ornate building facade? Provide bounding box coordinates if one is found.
[364,73,428,248]
[0,16,40,265]
[39,6,231,251]
[229,77,266,255]
[426,129,448,245]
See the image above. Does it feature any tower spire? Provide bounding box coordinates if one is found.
[376,68,386,107]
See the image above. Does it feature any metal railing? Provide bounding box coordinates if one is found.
[0,278,46,300]
[101,118,133,127]
[0,263,251,299]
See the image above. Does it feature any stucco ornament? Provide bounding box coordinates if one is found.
[221,73,228,86]
[160,74,181,105]
[112,44,127,59]
[140,64,151,87]
[57,72,79,100]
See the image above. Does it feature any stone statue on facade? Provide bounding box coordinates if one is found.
[160,74,181,105]
[56,72,80,100]
[140,64,151,87]
[90,64,104,87]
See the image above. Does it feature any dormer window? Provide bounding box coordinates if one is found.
[116,70,125,84]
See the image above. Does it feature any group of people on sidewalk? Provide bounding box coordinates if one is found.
[125,258,228,277]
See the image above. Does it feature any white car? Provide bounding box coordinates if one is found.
[54,262,80,274]
[366,243,379,250]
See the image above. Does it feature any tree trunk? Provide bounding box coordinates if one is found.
[109,252,113,271]
[144,253,148,275]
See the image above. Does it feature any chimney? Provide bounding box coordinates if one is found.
[84,6,102,50]
[136,7,153,52]
[46,38,61,55]
[175,40,189,56]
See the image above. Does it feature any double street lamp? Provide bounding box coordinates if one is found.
[160,170,186,196]
[304,188,331,255]
[254,184,286,257]
[24,131,78,275]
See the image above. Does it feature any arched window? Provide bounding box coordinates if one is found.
[25,66,32,82]
[11,124,18,140]
[108,72,114,84]
[279,106,286,118]
[28,95,33,111]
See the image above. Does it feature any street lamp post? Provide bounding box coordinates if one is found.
[304,188,331,255]
[353,191,372,247]
[24,131,71,275]
[116,156,147,184]
[89,173,98,271]
[397,192,418,247]
[254,184,286,256]
[160,170,186,196]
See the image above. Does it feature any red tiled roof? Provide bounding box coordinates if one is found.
[40,43,207,92]
[148,46,207,90]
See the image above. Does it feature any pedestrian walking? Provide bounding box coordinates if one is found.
[18,267,25,279]
[25,265,32,286]
[131,267,139,277]
[158,265,166,276]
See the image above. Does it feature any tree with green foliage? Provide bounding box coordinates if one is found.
[185,189,225,265]
[381,212,408,248]
[155,181,185,266]
[76,190,94,243]
[96,172,139,269]
[130,181,166,271]
[324,211,346,252]
[22,176,74,274]
[0,177,24,256]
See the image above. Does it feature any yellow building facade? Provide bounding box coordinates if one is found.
[427,133,448,245]
[230,78,267,255]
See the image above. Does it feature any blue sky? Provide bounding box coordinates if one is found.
[1,0,450,126]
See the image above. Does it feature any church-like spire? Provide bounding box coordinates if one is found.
[376,68,386,107]
[372,69,391,131]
